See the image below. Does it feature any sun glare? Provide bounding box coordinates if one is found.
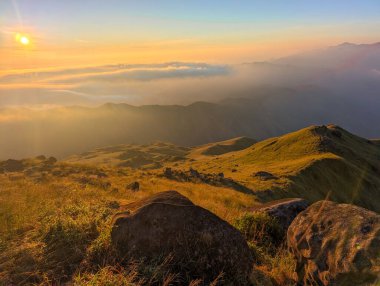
[20,36,30,45]
[15,33,30,46]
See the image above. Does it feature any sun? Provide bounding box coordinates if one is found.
[15,33,30,46]
[20,36,30,45]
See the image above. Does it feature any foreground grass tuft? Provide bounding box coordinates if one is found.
[234,213,296,285]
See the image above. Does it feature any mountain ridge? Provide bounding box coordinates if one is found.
[60,124,380,212]
[179,124,380,211]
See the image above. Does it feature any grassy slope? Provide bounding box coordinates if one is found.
[188,136,256,158]
[0,160,258,285]
[65,124,380,211]
[183,125,380,211]
[65,137,256,169]
[65,142,191,169]
[2,124,380,285]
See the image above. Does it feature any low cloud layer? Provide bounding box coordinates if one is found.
[0,63,230,106]
[0,42,379,108]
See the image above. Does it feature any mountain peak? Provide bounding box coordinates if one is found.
[337,42,356,47]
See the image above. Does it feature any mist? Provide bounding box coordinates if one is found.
[1,42,380,159]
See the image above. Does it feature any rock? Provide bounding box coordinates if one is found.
[163,167,173,178]
[252,198,309,232]
[0,159,24,172]
[126,181,139,192]
[288,200,380,286]
[111,191,253,284]
[45,157,57,165]
[163,168,253,194]
[96,171,108,178]
[189,167,200,177]
[107,200,120,209]
[35,155,46,160]
[102,181,111,189]
[254,171,277,180]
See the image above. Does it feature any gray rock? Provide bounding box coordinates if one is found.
[252,198,309,232]
[288,200,380,286]
[254,171,277,180]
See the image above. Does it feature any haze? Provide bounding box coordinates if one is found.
[0,1,380,159]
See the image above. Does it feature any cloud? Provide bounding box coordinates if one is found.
[0,62,231,107]
[0,43,379,108]
[0,63,229,85]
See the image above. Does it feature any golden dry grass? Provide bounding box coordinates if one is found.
[0,162,275,285]
[3,124,378,285]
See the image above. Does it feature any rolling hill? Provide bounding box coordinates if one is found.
[179,124,380,212]
[189,136,256,157]
[65,136,257,169]
[64,124,380,212]
[66,142,190,169]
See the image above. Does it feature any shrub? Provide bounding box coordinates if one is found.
[235,214,297,285]
[85,224,116,267]
[234,212,283,247]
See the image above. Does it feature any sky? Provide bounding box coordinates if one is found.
[1,0,380,71]
[0,0,379,109]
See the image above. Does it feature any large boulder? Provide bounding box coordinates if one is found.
[111,191,253,284]
[251,198,309,232]
[288,200,380,286]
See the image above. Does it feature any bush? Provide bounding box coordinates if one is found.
[235,213,297,285]
[234,212,283,247]
[85,224,116,267]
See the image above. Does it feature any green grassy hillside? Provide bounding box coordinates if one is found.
[65,125,380,211]
[189,136,256,157]
[183,125,380,212]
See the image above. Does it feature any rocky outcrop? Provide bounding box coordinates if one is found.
[251,198,309,232]
[253,171,277,180]
[111,191,253,284]
[288,200,380,286]
[162,167,252,194]
[0,159,24,172]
